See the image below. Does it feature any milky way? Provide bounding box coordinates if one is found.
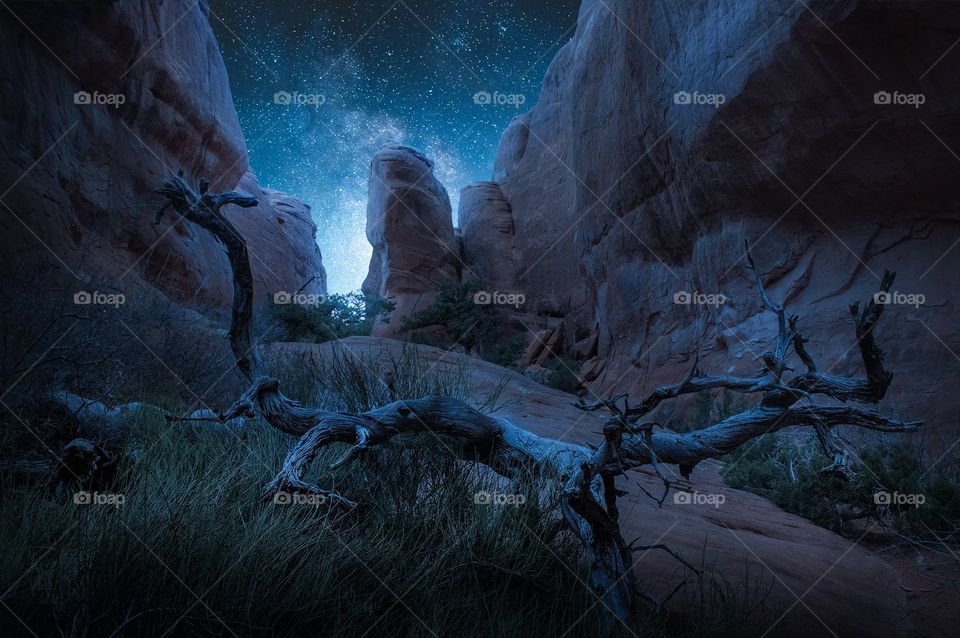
[208,0,580,292]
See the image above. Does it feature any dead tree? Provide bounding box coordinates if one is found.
[154,175,921,636]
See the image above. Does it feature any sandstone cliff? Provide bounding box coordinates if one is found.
[0,0,326,319]
[477,0,960,429]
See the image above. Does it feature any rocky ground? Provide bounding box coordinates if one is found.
[268,336,959,638]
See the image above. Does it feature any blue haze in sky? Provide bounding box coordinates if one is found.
[209,0,580,292]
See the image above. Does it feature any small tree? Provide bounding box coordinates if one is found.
[399,281,497,352]
[268,292,394,343]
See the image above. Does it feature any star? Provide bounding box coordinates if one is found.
[209,0,579,292]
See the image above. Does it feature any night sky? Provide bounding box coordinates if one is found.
[208,0,581,292]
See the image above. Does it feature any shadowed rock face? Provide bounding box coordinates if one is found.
[0,1,326,316]
[458,181,518,293]
[362,145,460,337]
[488,0,960,430]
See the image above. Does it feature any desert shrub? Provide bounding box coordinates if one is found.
[396,284,546,375]
[267,292,394,343]
[721,432,960,536]
[674,389,749,433]
[399,281,497,353]
[694,390,714,429]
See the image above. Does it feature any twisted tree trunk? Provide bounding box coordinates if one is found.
[154,175,920,636]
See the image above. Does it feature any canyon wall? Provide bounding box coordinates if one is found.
[460,0,960,430]
[0,0,326,321]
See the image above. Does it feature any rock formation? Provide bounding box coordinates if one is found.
[362,145,460,337]
[458,181,517,292]
[481,0,960,430]
[0,0,326,320]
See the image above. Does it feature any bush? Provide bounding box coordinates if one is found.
[485,333,529,370]
[268,292,394,343]
[721,432,960,536]
[675,389,748,433]
[399,281,497,353]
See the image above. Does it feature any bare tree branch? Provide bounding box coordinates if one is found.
[154,172,260,379]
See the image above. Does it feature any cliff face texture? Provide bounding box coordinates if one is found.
[0,0,326,317]
[472,0,960,429]
[458,181,517,293]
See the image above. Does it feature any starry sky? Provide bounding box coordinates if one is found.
[208,0,581,292]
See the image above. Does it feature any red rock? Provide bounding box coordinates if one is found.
[578,356,605,383]
[0,1,326,318]
[458,181,517,291]
[487,0,960,432]
[361,145,460,337]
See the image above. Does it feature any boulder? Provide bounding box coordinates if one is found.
[523,324,564,368]
[573,330,599,360]
[362,145,460,336]
[577,356,605,383]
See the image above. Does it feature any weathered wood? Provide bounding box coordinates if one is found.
[154,173,260,378]
[157,175,921,636]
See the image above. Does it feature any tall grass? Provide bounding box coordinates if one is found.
[1,411,611,637]
[270,340,511,414]
[0,345,754,637]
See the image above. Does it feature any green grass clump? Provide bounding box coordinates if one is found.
[0,347,594,637]
[1,409,608,637]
